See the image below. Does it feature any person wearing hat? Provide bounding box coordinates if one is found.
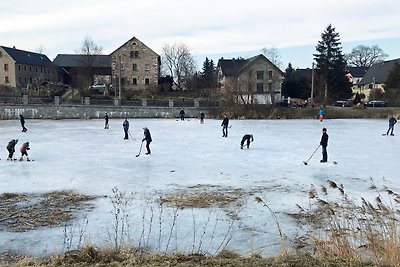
[142,127,152,155]
[19,141,30,161]
[320,128,329,163]
[6,139,18,160]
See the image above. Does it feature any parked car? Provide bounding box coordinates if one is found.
[89,83,106,92]
[333,99,353,107]
[364,100,387,107]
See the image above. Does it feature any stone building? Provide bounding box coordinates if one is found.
[110,37,160,94]
[0,45,58,88]
[217,54,284,104]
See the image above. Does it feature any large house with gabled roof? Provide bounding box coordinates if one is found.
[355,58,400,101]
[110,36,160,93]
[217,54,284,104]
[0,46,58,88]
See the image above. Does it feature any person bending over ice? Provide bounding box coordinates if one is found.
[6,139,18,160]
[241,134,254,149]
[19,141,30,161]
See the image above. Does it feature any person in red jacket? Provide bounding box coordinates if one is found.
[19,141,30,161]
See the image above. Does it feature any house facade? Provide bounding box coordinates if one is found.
[110,37,160,93]
[0,46,58,88]
[356,59,400,101]
[217,54,283,104]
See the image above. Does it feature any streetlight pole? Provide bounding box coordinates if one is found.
[118,55,122,104]
[372,77,376,108]
[311,62,314,103]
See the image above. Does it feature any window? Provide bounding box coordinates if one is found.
[18,65,21,71]
[130,51,139,58]
[145,63,150,71]
[256,71,264,80]
[256,83,264,92]
[145,78,150,85]
[40,67,43,73]
[268,71,273,79]
[4,64,8,71]
[132,78,137,85]
[18,77,22,83]
[35,67,38,72]
[29,66,32,72]
[4,76,9,83]
[24,65,26,71]
[268,83,273,92]
[29,77,32,83]
[132,64,138,71]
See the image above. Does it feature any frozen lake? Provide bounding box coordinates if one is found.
[0,118,399,256]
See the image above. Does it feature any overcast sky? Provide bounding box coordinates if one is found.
[1,0,400,69]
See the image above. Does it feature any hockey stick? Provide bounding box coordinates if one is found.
[303,145,321,165]
[135,140,144,157]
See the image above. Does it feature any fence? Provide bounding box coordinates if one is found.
[0,95,220,108]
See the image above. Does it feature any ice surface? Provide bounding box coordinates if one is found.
[0,118,398,256]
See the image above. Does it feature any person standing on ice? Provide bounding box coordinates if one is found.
[319,107,325,122]
[104,113,109,129]
[221,114,229,137]
[240,134,254,149]
[123,118,129,140]
[320,128,329,163]
[386,116,397,136]
[6,139,18,160]
[200,112,205,124]
[179,109,185,121]
[20,114,28,132]
[142,127,152,155]
[19,141,30,161]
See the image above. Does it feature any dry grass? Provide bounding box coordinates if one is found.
[0,191,97,232]
[291,179,400,266]
[1,248,376,267]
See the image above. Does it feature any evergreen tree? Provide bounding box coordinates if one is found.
[314,24,352,101]
[201,57,217,88]
[282,63,312,99]
[384,61,400,106]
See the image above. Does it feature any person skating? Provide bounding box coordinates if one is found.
[320,128,329,163]
[6,139,18,160]
[221,114,229,137]
[142,127,152,155]
[19,141,30,161]
[386,116,397,136]
[123,118,129,140]
[240,134,254,149]
[179,109,185,121]
[104,113,109,129]
[20,114,28,132]
[200,112,205,124]
[319,107,325,122]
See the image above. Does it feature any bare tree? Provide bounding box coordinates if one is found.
[35,45,46,55]
[161,43,196,90]
[76,35,103,89]
[345,45,388,67]
[261,46,282,69]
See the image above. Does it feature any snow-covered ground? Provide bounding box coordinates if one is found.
[0,118,398,256]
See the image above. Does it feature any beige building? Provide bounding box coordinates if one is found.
[0,46,58,88]
[217,54,284,104]
[110,37,160,94]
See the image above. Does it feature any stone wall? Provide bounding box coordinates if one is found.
[0,105,219,120]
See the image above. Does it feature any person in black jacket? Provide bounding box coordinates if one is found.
[179,109,185,121]
[200,112,205,124]
[20,114,28,132]
[241,134,254,149]
[104,113,109,129]
[142,127,152,155]
[221,114,229,137]
[123,118,129,140]
[320,128,329,163]
[6,139,18,160]
[386,116,397,136]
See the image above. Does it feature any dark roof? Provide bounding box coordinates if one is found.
[53,54,111,68]
[1,46,55,67]
[218,54,284,76]
[346,66,368,78]
[359,59,400,85]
